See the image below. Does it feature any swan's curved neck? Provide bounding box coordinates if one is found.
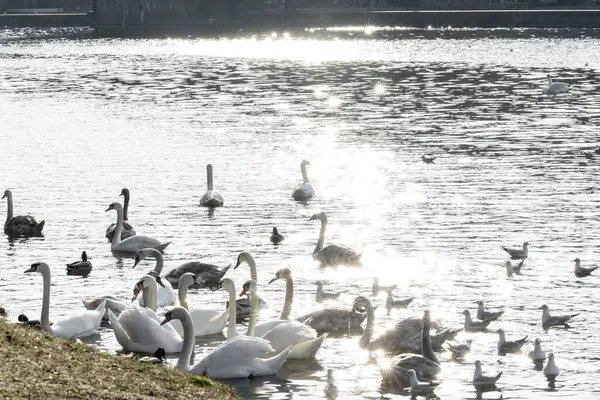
[40,266,51,329]
[4,192,13,226]
[207,165,214,191]
[151,251,164,275]
[547,76,552,84]
[226,285,238,338]
[421,316,438,363]
[314,220,327,255]
[142,279,158,312]
[300,163,309,184]
[359,300,375,349]
[123,191,130,221]
[178,282,190,310]
[176,311,195,371]
[111,204,124,247]
[247,257,257,283]
[280,276,294,320]
[247,291,258,337]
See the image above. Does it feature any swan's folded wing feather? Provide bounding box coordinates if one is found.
[119,306,181,346]
[190,336,275,375]
[190,309,222,323]
[120,235,161,248]
[261,321,317,351]
[254,320,288,338]
[52,310,101,339]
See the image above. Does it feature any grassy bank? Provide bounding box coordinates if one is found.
[0,320,236,399]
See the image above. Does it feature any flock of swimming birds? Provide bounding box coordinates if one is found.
[0,156,593,398]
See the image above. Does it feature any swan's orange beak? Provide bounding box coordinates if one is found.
[132,285,142,301]
[239,288,248,297]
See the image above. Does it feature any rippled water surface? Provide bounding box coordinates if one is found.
[1,27,600,399]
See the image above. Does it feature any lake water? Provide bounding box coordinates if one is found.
[1,26,599,399]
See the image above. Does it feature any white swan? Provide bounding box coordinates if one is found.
[309,212,361,267]
[542,75,570,95]
[3,189,45,237]
[108,275,183,353]
[161,306,291,379]
[133,248,176,307]
[106,188,136,240]
[24,262,104,339]
[292,159,315,200]
[105,202,171,254]
[199,164,224,207]
[169,273,229,337]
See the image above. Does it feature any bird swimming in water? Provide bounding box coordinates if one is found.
[270,227,284,245]
[501,242,529,259]
[529,338,546,363]
[573,258,597,278]
[472,360,502,389]
[445,339,472,358]
[475,300,504,322]
[421,154,436,164]
[496,328,527,354]
[544,353,560,382]
[462,310,491,332]
[539,304,579,328]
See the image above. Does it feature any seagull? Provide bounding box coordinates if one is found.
[497,328,527,354]
[407,369,439,396]
[476,300,504,322]
[270,227,284,245]
[573,258,597,278]
[501,242,529,259]
[385,290,414,314]
[544,353,560,381]
[473,360,502,389]
[324,369,338,399]
[540,304,579,328]
[315,281,344,303]
[445,339,473,358]
[529,338,546,362]
[504,260,524,277]
[372,277,397,296]
[138,348,166,365]
[462,309,491,332]
[422,154,436,164]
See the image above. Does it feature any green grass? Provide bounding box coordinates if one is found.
[0,320,236,399]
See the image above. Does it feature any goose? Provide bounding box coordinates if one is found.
[315,281,344,303]
[380,310,441,390]
[24,262,104,339]
[475,300,504,322]
[105,202,170,254]
[407,369,438,396]
[372,277,397,296]
[529,338,546,362]
[539,304,579,328]
[169,273,229,337]
[160,306,291,379]
[2,189,45,237]
[164,261,230,289]
[309,212,361,267]
[133,248,176,307]
[83,295,129,321]
[544,353,560,380]
[108,275,183,353]
[472,360,502,389]
[199,164,224,207]
[421,155,436,164]
[292,159,315,200]
[270,227,284,245]
[543,75,570,95]
[232,252,268,320]
[462,310,491,332]
[445,339,472,358]
[501,242,529,259]
[574,258,597,278]
[324,369,338,399]
[66,251,93,277]
[497,328,527,354]
[139,348,166,365]
[105,188,136,241]
[385,290,414,314]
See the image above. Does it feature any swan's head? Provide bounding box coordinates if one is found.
[133,248,158,268]
[105,202,122,212]
[179,272,200,288]
[308,212,327,223]
[160,306,187,325]
[234,251,253,269]
[1,189,10,199]
[239,280,257,297]
[81,251,88,262]
[351,296,370,313]
[268,268,292,284]
[538,304,548,311]
[219,278,235,292]
[132,275,164,301]
[24,262,49,274]
[301,159,311,167]
[119,188,129,197]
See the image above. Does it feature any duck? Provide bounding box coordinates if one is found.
[2,189,45,237]
[421,155,436,164]
[573,258,597,278]
[270,227,284,245]
[309,212,361,267]
[292,159,315,200]
[232,252,268,320]
[475,300,504,322]
[138,348,166,365]
[496,328,527,354]
[385,290,413,314]
[462,310,491,332]
[315,281,344,303]
[199,164,224,207]
[133,248,176,307]
[66,251,93,277]
[24,262,104,339]
[105,202,170,254]
[445,339,472,358]
[544,353,560,381]
[164,260,230,289]
[160,306,291,379]
[407,369,438,397]
[372,277,396,296]
[542,75,570,95]
[529,338,546,362]
[501,242,529,259]
[105,188,136,241]
[169,273,229,337]
[108,275,183,354]
[539,304,579,328]
[472,360,502,389]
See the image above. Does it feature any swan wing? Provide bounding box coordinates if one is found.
[261,321,317,352]
[117,306,182,352]
[114,235,162,252]
[52,309,103,339]
[254,320,288,338]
